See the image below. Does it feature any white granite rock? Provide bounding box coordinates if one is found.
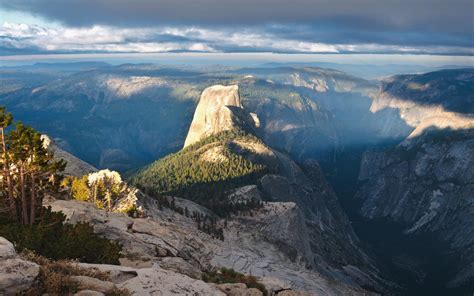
[0,258,39,295]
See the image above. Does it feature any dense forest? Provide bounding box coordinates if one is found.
[129,129,270,216]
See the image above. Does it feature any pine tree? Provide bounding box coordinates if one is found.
[0,109,65,225]
[0,107,14,220]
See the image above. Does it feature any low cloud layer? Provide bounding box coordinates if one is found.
[2,22,473,56]
[1,0,473,55]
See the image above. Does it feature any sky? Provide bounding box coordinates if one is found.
[0,0,473,58]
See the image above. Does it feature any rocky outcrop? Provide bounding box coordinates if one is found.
[76,263,139,284]
[227,185,262,205]
[215,201,313,268]
[0,237,39,295]
[76,262,223,296]
[120,265,224,295]
[0,238,15,259]
[216,283,262,295]
[71,276,116,293]
[157,256,202,279]
[184,85,259,147]
[67,261,221,295]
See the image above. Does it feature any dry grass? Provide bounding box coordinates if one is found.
[202,267,268,295]
[21,250,130,296]
[105,287,133,296]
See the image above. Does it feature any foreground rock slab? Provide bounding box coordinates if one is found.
[0,237,39,295]
[50,200,380,295]
[118,265,225,296]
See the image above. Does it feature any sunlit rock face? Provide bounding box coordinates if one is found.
[373,69,474,116]
[370,68,474,141]
[184,85,259,147]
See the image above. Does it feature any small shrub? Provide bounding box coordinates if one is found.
[105,287,132,296]
[68,170,142,214]
[119,204,143,218]
[202,267,267,295]
[71,175,90,201]
[0,207,121,264]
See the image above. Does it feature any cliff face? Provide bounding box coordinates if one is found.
[354,70,474,291]
[356,129,474,289]
[185,85,248,147]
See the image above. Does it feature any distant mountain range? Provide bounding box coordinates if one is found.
[0,62,412,172]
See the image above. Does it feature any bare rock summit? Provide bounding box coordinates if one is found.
[184,85,258,147]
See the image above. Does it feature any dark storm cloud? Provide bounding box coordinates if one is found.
[1,0,473,53]
[2,0,472,31]
[264,24,474,48]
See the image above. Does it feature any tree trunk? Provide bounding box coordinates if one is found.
[7,173,16,222]
[0,128,16,221]
[30,174,36,225]
[106,191,112,212]
[20,166,28,225]
[93,184,97,204]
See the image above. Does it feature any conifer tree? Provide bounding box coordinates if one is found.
[0,108,66,225]
[0,107,14,220]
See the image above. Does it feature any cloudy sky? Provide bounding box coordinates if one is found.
[1,0,473,56]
